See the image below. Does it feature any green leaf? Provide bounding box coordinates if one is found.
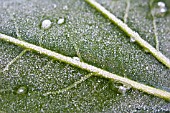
[0,0,170,112]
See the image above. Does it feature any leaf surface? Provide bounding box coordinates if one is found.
[0,0,170,112]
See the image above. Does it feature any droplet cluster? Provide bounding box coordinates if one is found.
[152,1,168,17]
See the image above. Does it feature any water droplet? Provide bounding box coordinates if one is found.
[160,7,167,13]
[118,86,127,95]
[63,5,68,10]
[152,1,168,17]
[57,18,65,25]
[41,19,52,29]
[146,66,149,70]
[73,57,80,61]
[16,86,28,95]
[130,37,136,42]
[157,2,165,8]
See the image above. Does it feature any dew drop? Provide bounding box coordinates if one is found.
[118,86,130,96]
[73,57,80,61]
[157,2,165,8]
[63,5,68,10]
[146,66,149,70]
[152,1,168,17]
[16,86,28,95]
[160,7,167,13]
[41,19,52,29]
[118,86,127,95]
[57,18,65,25]
[130,37,136,42]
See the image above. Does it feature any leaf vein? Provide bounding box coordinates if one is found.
[85,0,170,68]
[0,33,170,101]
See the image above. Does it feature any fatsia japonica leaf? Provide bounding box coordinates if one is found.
[0,0,170,112]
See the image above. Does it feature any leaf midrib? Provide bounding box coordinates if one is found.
[0,33,170,101]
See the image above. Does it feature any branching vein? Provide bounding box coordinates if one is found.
[3,49,27,72]
[6,8,22,40]
[44,73,94,96]
[149,0,159,50]
[73,43,83,61]
[124,0,130,23]
[2,9,28,72]
[68,34,84,61]
[0,33,170,101]
[85,0,170,69]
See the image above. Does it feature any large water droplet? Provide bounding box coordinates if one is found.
[41,19,52,29]
[57,18,65,25]
[16,86,28,95]
[160,7,167,13]
[157,2,165,8]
